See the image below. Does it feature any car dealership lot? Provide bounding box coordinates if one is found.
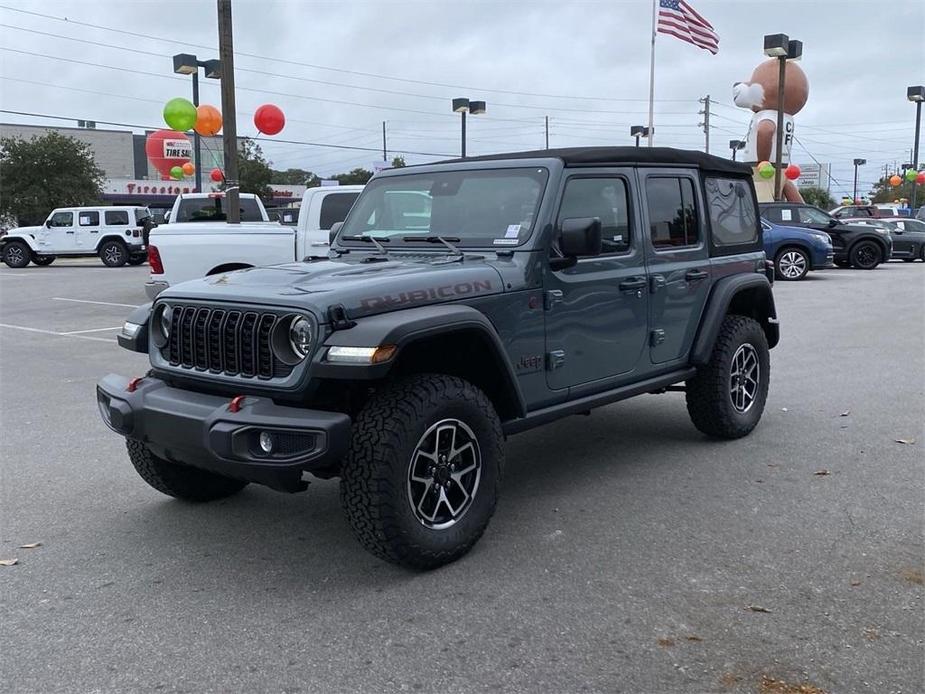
[1,261,922,693]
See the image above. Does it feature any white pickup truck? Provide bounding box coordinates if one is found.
[145,185,363,299]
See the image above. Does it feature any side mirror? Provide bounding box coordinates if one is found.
[45,219,52,228]
[329,221,344,245]
[827,218,839,228]
[560,217,602,257]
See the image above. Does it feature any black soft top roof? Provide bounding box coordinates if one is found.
[440,146,750,176]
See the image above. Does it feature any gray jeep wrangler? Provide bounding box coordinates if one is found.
[97,147,779,569]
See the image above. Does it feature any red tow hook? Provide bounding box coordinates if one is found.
[228,395,246,413]
[126,377,144,393]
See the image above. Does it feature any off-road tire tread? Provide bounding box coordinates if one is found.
[99,239,127,267]
[340,374,503,570]
[31,254,56,266]
[2,240,31,268]
[126,439,247,501]
[685,315,769,440]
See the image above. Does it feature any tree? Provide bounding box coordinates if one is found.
[0,132,105,226]
[867,174,916,205]
[332,167,374,185]
[270,167,321,187]
[391,156,406,168]
[798,186,835,210]
[237,138,273,201]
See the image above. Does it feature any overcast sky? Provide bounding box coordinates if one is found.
[1,0,923,199]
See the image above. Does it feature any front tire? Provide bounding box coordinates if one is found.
[126,439,248,501]
[686,315,770,439]
[340,374,504,570]
[31,254,56,266]
[850,241,882,269]
[775,247,809,281]
[2,241,31,268]
[99,240,128,267]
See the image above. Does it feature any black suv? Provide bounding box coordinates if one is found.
[98,147,779,569]
[760,202,892,269]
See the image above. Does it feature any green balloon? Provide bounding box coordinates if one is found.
[169,165,184,180]
[163,97,197,131]
[758,162,775,179]
[905,168,917,182]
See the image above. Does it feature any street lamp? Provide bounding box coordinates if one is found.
[729,139,745,160]
[852,159,866,202]
[907,86,924,210]
[630,125,650,147]
[173,53,222,192]
[763,34,802,201]
[452,98,486,158]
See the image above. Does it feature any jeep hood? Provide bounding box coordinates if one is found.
[6,225,43,238]
[159,254,506,320]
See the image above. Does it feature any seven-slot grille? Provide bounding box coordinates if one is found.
[164,305,287,379]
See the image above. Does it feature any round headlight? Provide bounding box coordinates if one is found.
[289,317,314,358]
[152,303,173,348]
[160,305,173,338]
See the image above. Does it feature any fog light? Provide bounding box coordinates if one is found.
[259,431,275,454]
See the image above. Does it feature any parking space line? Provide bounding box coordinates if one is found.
[63,326,123,334]
[0,323,114,343]
[52,297,138,308]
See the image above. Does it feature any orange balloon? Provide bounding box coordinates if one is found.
[181,162,195,176]
[889,175,902,186]
[194,104,222,136]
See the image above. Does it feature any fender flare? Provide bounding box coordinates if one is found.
[690,274,779,366]
[0,232,38,252]
[316,303,527,417]
[95,234,130,251]
[117,303,152,353]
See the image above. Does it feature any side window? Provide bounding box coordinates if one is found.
[557,177,631,255]
[704,177,758,247]
[319,192,360,230]
[798,207,831,225]
[762,207,782,223]
[646,177,699,248]
[105,210,130,226]
[49,212,73,227]
[78,211,100,227]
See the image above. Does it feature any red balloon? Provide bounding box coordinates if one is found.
[917,172,925,185]
[145,129,191,180]
[210,167,224,183]
[254,104,285,135]
[784,164,801,181]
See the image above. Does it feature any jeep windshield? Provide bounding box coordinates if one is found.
[337,167,548,248]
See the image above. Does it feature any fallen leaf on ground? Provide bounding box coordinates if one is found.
[759,675,828,694]
[813,470,831,476]
[19,542,41,549]
[900,568,924,585]
[686,635,703,642]
[840,410,850,417]
[656,637,675,647]
[895,438,916,445]
[850,580,862,587]
[746,605,772,613]
[863,627,880,641]
[0,558,18,566]
[767,463,779,468]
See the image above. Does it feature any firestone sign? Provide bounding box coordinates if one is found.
[104,178,307,198]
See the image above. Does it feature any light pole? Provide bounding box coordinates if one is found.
[763,34,802,202]
[452,98,486,158]
[630,125,650,148]
[173,53,222,192]
[907,86,924,211]
[729,139,745,160]
[852,158,866,202]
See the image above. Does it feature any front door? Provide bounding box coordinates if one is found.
[641,171,712,364]
[45,210,76,252]
[544,171,649,391]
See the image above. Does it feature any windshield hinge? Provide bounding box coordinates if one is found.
[327,304,356,331]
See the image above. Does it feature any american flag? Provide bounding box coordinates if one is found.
[657,0,719,54]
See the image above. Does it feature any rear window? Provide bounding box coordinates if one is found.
[105,210,130,226]
[704,177,758,247]
[134,208,152,224]
[174,197,264,222]
[319,192,360,230]
[78,211,100,226]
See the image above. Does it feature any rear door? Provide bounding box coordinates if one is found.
[543,169,649,391]
[75,209,101,249]
[641,170,711,365]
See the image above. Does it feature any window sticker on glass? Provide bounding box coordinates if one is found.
[493,238,519,245]
[505,224,521,238]
[781,209,792,221]
[80,215,92,225]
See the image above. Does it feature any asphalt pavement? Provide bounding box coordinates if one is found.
[1,258,922,693]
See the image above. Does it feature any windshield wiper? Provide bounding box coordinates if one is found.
[342,234,390,255]
[402,235,463,255]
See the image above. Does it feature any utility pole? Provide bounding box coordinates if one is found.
[698,95,711,154]
[217,0,240,224]
[545,115,549,150]
[382,121,387,162]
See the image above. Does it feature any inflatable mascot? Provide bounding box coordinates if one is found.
[733,59,809,202]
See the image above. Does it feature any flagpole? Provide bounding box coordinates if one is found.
[647,0,657,147]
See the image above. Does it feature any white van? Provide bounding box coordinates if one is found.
[0,206,152,268]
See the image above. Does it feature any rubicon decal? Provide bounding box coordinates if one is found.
[360,280,493,310]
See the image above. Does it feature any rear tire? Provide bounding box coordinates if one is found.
[99,239,128,267]
[126,439,248,501]
[686,315,770,439]
[31,254,56,266]
[774,247,809,281]
[849,241,882,269]
[2,241,31,268]
[340,374,503,570]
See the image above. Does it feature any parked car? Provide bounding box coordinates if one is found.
[759,202,892,269]
[164,192,270,224]
[831,204,909,219]
[761,219,833,280]
[848,217,925,262]
[145,186,363,298]
[0,206,151,268]
[98,146,780,569]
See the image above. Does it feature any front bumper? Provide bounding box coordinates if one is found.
[97,374,351,492]
[144,280,169,300]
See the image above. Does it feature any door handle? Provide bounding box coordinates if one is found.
[65,231,75,234]
[685,269,708,281]
[619,277,647,291]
